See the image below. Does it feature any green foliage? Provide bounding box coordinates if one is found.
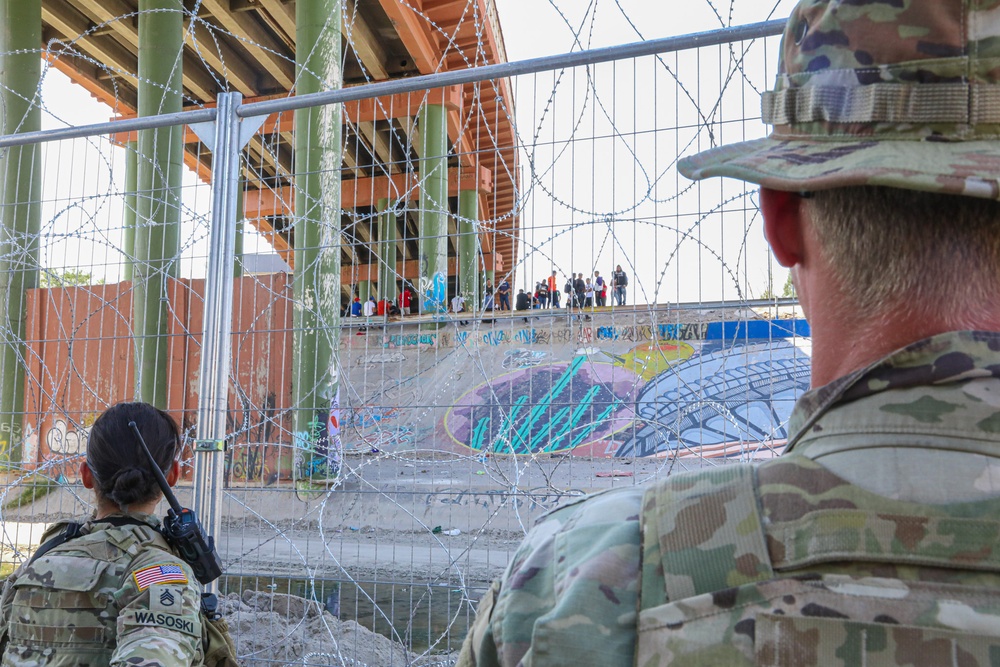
[761,273,796,300]
[39,270,105,288]
[3,475,59,509]
[782,273,796,298]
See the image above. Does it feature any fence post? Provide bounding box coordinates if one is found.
[190,92,259,587]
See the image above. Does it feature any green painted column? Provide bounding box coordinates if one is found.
[417,104,448,316]
[0,0,41,463]
[293,0,341,466]
[357,281,371,302]
[123,141,137,281]
[132,0,183,408]
[458,190,479,309]
[234,179,244,278]
[377,198,398,302]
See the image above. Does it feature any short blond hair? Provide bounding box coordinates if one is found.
[806,186,1000,319]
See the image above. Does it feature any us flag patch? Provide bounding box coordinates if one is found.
[133,564,188,591]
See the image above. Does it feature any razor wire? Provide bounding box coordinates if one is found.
[0,1,808,665]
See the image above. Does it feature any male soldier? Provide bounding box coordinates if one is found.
[458,0,1000,665]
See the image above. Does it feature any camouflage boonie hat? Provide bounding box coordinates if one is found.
[678,0,1000,199]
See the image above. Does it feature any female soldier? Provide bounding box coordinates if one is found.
[0,402,208,666]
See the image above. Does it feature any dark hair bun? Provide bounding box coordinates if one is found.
[87,402,181,510]
[105,468,153,507]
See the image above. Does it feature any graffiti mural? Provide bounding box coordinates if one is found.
[346,318,813,459]
[616,340,811,458]
[445,355,640,455]
[502,348,547,369]
[45,418,91,457]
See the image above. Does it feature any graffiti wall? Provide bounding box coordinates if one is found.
[339,315,812,459]
[22,279,812,471]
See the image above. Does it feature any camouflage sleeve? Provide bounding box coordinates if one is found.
[112,552,204,667]
[0,570,16,654]
[459,486,644,667]
[456,580,501,667]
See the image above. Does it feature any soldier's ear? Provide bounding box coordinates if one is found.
[760,187,806,268]
[81,461,95,489]
[166,459,181,487]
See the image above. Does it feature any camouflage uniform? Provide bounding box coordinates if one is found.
[679,0,1000,200]
[0,513,204,666]
[459,331,1000,666]
[459,1,1000,664]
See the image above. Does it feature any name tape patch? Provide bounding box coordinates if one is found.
[128,610,199,637]
[132,563,188,591]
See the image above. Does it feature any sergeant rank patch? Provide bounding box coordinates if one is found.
[133,563,188,591]
[150,583,185,614]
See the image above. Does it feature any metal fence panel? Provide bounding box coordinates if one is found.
[0,20,807,666]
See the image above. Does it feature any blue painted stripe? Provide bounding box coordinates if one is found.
[703,319,810,340]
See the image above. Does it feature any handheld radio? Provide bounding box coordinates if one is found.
[127,421,223,586]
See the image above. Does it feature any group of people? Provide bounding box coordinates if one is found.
[345,287,417,320]
[346,267,629,323]
[553,266,628,309]
[481,278,511,311]
[503,266,631,313]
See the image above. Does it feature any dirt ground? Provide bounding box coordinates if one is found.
[223,591,458,666]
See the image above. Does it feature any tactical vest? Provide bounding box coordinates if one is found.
[637,455,1000,667]
[0,519,236,667]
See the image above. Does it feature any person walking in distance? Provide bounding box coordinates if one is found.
[611,264,627,306]
[458,1,1000,665]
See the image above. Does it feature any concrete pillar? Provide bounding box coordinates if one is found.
[292,0,342,462]
[417,104,448,316]
[377,198,398,302]
[0,0,41,463]
[458,190,479,309]
[132,0,183,408]
[123,142,137,281]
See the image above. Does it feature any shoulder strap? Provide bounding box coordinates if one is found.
[25,522,83,568]
[26,516,157,568]
[638,464,772,609]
